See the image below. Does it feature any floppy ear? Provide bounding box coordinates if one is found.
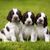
[17,10,22,21]
[31,12,35,25]
[43,16,48,28]
[35,13,41,24]
[7,10,13,22]
[22,11,28,24]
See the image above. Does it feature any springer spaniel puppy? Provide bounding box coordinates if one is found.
[35,12,49,41]
[20,11,37,42]
[0,8,23,42]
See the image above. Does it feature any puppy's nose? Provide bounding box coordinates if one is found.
[28,21,30,24]
[39,19,42,22]
[14,17,17,20]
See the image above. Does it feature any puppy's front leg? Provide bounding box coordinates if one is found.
[11,35,16,42]
[31,33,37,42]
[10,30,16,42]
[19,32,24,42]
[45,34,50,42]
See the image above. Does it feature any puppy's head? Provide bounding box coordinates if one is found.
[7,8,22,22]
[35,12,48,27]
[22,11,35,26]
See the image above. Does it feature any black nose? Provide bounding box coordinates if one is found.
[14,17,17,20]
[28,21,30,24]
[39,19,42,22]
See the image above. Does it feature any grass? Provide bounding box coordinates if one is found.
[0,41,50,50]
[0,0,50,50]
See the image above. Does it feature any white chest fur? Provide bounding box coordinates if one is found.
[4,22,22,39]
[22,25,35,39]
[36,26,47,39]
[23,26,34,34]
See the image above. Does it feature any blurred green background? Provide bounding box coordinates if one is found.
[0,0,50,29]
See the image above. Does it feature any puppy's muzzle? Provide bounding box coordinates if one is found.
[14,17,18,20]
[14,17,20,22]
[28,21,30,24]
[38,19,43,24]
[39,19,42,23]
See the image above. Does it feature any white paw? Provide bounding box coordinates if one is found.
[3,40,9,42]
[20,40,24,42]
[31,40,37,42]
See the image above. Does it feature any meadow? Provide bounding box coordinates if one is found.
[0,0,50,50]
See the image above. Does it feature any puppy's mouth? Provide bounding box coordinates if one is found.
[14,19,20,22]
[26,22,32,26]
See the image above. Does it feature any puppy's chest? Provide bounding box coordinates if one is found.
[37,28,44,33]
[23,26,34,35]
[24,28,31,34]
[15,24,22,33]
[9,24,21,33]
[36,27,45,36]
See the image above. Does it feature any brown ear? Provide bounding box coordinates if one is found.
[31,12,35,25]
[43,16,48,28]
[7,10,13,22]
[17,10,22,21]
[21,12,26,24]
[35,13,41,24]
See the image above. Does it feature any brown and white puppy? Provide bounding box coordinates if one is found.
[35,12,49,42]
[0,8,23,42]
[20,11,37,42]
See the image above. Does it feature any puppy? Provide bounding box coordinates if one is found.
[0,8,22,42]
[20,11,37,42]
[35,12,48,41]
